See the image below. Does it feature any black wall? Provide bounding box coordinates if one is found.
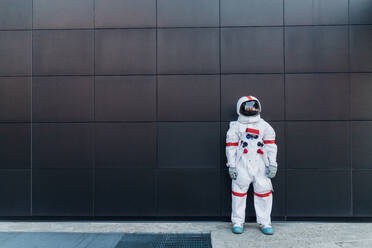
[0,0,372,218]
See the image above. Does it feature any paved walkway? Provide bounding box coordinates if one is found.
[0,221,371,247]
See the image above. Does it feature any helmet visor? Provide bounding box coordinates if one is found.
[239,100,260,116]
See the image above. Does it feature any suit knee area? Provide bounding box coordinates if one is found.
[254,190,272,198]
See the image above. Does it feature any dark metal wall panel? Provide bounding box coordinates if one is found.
[285,26,348,72]
[32,123,93,169]
[0,124,31,169]
[270,122,286,170]
[221,0,283,26]
[286,122,350,169]
[95,0,156,28]
[284,0,348,25]
[95,29,156,75]
[0,31,31,76]
[220,170,232,217]
[95,169,156,216]
[352,122,372,170]
[33,30,94,75]
[270,169,286,217]
[157,28,219,74]
[32,169,93,216]
[221,27,284,73]
[33,0,94,29]
[287,170,352,216]
[158,169,219,216]
[1,0,372,219]
[32,76,94,122]
[349,0,372,24]
[0,0,32,30]
[350,25,372,72]
[0,77,31,122]
[158,75,220,121]
[158,122,220,169]
[285,74,350,120]
[353,171,372,216]
[94,123,156,169]
[351,73,372,120]
[158,0,219,27]
[95,76,156,121]
[0,171,30,216]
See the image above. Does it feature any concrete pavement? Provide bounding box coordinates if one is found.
[0,221,371,248]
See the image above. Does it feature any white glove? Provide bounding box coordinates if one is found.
[229,167,238,180]
[265,165,277,179]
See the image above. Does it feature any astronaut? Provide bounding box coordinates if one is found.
[226,96,278,235]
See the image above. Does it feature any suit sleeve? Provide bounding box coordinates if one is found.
[225,121,240,168]
[263,122,278,167]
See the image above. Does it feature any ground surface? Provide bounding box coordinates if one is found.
[0,221,371,248]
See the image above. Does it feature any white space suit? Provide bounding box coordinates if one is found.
[226,96,278,234]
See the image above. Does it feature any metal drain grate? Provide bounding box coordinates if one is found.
[115,233,212,248]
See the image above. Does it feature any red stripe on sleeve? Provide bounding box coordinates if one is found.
[263,140,275,144]
[226,142,239,146]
